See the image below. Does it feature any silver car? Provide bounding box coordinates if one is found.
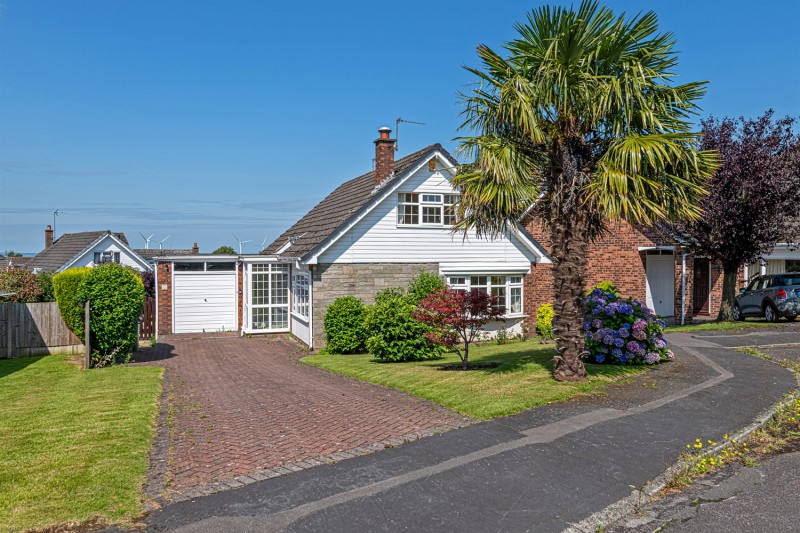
[733,273,800,322]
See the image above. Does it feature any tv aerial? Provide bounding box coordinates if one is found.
[395,117,426,152]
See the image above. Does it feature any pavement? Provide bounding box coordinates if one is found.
[127,325,797,532]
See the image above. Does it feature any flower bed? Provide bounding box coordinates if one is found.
[583,287,673,365]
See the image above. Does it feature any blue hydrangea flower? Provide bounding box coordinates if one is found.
[611,348,623,358]
[595,354,605,363]
[618,354,628,363]
[618,328,630,338]
[614,337,625,348]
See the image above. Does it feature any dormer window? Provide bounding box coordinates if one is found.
[397,193,458,227]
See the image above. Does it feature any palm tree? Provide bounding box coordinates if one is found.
[454,1,718,382]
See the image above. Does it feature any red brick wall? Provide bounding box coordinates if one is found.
[237,263,244,330]
[156,261,172,335]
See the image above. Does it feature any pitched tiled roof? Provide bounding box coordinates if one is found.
[134,249,198,260]
[27,231,129,272]
[263,144,455,257]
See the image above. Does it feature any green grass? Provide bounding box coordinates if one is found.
[303,341,646,420]
[666,318,791,333]
[0,356,163,532]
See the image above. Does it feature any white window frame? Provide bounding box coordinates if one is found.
[397,192,458,227]
[94,251,120,264]
[291,271,310,320]
[447,274,525,317]
[246,263,290,333]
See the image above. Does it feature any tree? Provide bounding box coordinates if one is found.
[4,251,23,257]
[414,289,505,370]
[0,269,44,302]
[670,111,800,320]
[213,245,236,254]
[454,1,717,381]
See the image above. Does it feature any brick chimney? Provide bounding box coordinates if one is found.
[192,242,199,254]
[374,126,396,186]
[45,225,54,249]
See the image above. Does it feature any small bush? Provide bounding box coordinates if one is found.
[323,296,368,354]
[140,270,155,297]
[365,291,443,362]
[53,267,92,341]
[535,304,555,341]
[0,269,45,303]
[36,272,55,302]
[76,264,145,365]
[588,280,620,296]
[406,271,447,304]
[583,286,672,365]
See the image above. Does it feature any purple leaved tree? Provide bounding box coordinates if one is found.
[672,110,800,320]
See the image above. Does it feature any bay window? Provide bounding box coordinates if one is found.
[447,275,524,315]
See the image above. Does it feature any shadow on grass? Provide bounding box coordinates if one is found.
[0,355,43,380]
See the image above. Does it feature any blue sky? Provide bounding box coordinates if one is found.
[1,0,798,254]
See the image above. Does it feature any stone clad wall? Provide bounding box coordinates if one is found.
[311,263,439,347]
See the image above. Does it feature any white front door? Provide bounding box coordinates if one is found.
[173,272,237,333]
[646,254,675,317]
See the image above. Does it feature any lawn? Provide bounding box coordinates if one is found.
[0,355,163,532]
[666,319,791,333]
[303,341,646,420]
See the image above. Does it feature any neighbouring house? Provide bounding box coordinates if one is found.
[4,256,31,270]
[26,226,152,273]
[745,221,800,277]
[524,220,728,326]
[135,244,200,268]
[155,127,551,346]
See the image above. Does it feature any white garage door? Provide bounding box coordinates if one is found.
[173,272,237,333]
[646,254,675,318]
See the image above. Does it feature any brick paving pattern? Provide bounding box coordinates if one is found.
[134,334,470,498]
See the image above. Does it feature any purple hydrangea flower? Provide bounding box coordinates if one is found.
[632,329,647,341]
[645,352,661,364]
[626,340,640,353]
[603,335,615,345]
[655,338,667,349]
[592,319,603,329]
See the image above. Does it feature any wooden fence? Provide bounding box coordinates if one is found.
[139,296,155,340]
[1,302,84,358]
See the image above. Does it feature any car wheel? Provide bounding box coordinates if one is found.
[732,303,745,321]
[764,303,779,323]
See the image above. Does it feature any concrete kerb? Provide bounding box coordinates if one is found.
[564,341,800,533]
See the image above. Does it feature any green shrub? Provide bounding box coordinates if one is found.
[406,271,447,304]
[76,264,145,366]
[323,296,368,354]
[365,291,443,362]
[36,272,55,302]
[53,267,92,341]
[0,269,45,303]
[535,303,555,341]
[588,280,619,296]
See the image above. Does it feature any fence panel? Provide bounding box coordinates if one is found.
[139,296,155,340]
[0,302,83,357]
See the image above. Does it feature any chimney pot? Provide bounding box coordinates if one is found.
[192,242,199,254]
[45,225,54,249]
[374,127,396,186]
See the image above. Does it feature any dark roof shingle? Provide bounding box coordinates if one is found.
[134,249,198,260]
[263,144,454,257]
[27,231,129,272]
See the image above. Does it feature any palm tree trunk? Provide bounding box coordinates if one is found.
[717,267,739,321]
[548,139,590,382]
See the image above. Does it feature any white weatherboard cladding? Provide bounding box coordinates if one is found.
[68,235,149,271]
[292,315,311,345]
[173,272,237,333]
[317,167,536,271]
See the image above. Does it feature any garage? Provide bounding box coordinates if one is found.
[172,259,237,333]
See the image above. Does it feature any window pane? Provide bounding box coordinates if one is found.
[510,276,522,285]
[271,307,288,329]
[398,204,419,224]
[443,205,456,226]
[422,194,442,203]
[206,262,236,271]
[491,276,506,286]
[444,194,459,205]
[174,262,204,271]
[422,206,441,224]
[252,308,269,330]
[510,287,522,314]
[491,286,506,309]
[273,263,289,272]
[471,276,487,287]
[271,272,288,304]
[252,263,270,272]
[448,277,466,286]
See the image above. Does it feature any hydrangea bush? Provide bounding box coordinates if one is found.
[583,287,673,365]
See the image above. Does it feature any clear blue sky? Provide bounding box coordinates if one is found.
[1,0,798,254]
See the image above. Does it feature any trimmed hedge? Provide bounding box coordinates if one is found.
[76,264,145,366]
[53,267,92,342]
[365,289,443,362]
[323,296,368,354]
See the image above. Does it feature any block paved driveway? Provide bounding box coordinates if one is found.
[134,334,469,498]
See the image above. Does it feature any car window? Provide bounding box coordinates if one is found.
[776,276,800,286]
[746,278,760,292]
[761,278,773,290]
